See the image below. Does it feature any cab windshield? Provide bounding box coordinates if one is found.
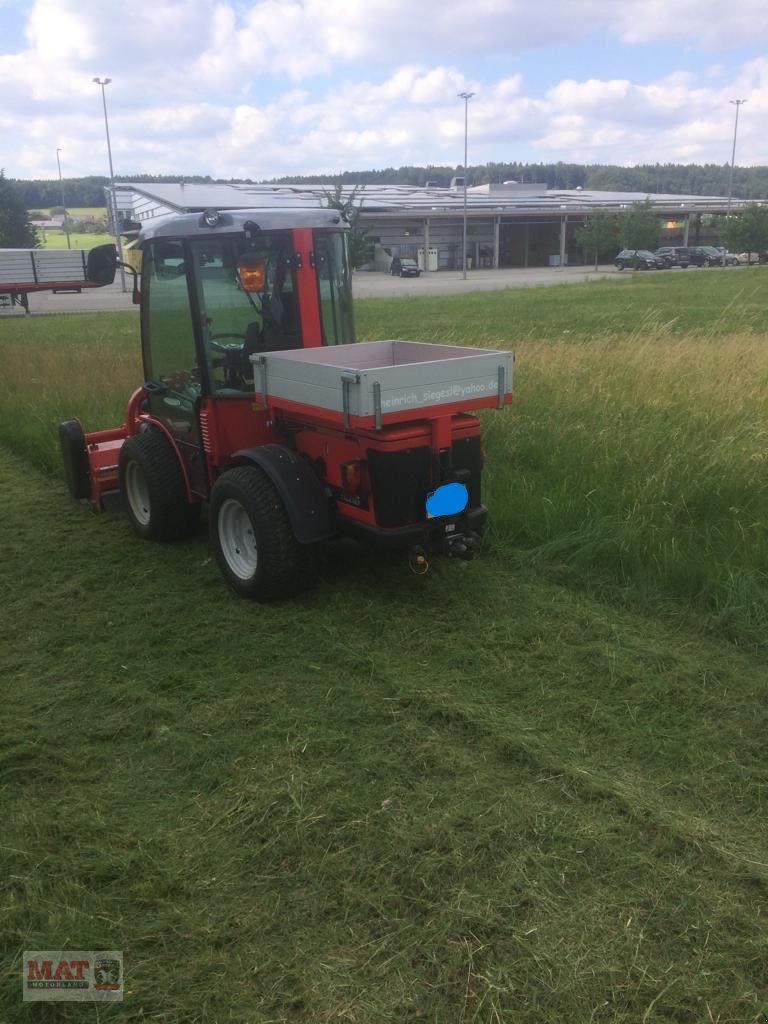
[189,232,300,394]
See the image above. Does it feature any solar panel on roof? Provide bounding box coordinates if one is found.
[110,181,738,226]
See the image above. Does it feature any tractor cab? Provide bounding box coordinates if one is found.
[130,208,355,495]
[138,207,354,391]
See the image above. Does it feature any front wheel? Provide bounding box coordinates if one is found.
[615,262,625,271]
[209,466,316,602]
[119,430,200,541]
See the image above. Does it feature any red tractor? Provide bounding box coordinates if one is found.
[60,206,513,601]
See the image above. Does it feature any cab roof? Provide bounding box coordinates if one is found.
[137,208,348,245]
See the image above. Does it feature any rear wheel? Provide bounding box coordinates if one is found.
[59,419,91,501]
[209,465,316,602]
[119,430,200,541]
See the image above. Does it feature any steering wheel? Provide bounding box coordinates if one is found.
[209,332,246,353]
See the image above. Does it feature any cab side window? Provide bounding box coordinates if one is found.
[143,241,198,389]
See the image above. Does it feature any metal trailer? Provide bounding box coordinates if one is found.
[0,245,116,312]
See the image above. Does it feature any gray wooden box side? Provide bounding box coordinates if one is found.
[253,340,513,418]
[0,249,89,286]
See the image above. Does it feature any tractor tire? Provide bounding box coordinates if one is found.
[119,430,200,541]
[59,419,91,501]
[209,465,316,602]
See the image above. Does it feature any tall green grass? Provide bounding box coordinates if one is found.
[363,270,768,640]
[0,313,139,470]
[485,329,768,636]
[2,269,768,640]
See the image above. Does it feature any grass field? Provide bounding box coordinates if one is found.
[33,208,111,250]
[40,231,114,250]
[1,270,767,1021]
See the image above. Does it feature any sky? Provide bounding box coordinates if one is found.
[1,0,767,181]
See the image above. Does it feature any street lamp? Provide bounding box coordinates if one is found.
[458,91,475,280]
[724,98,747,263]
[55,147,71,249]
[93,76,126,291]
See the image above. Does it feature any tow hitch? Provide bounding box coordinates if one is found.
[445,532,478,560]
[408,546,430,575]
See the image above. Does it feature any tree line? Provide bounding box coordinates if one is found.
[266,162,768,199]
[7,162,768,210]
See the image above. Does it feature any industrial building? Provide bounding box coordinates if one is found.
[110,181,749,271]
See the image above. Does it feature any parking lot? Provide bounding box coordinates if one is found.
[2,260,755,317]
[1,264,628,316]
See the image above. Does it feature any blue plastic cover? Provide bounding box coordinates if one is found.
[426,482,469,518]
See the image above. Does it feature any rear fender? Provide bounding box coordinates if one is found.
[228,444,336,543]
[83,408,197,509]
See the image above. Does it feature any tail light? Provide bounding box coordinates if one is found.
[341,460,368,506]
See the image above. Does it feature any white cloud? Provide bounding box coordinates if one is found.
[1,0,768,179]
[609,0,768,47]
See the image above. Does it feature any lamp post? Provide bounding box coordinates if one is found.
[724,98,746,263]
[93,76,126,292]
[55,148,71,249]
[458,91,475,280]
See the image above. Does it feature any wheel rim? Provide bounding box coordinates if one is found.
[125,461,151,526]
[218,499,258,580]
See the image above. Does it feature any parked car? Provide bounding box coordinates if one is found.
[390,257,421,278]
[712,246,740,266]
[736,251,768,264]
[687,246,726,267]
[654,246,690,268]
[614,249,669,270]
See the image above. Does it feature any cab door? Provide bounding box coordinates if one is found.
[141,240,208,496]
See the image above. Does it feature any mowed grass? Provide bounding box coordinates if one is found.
[1,449,767,1023]
[1,270,768,1020]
